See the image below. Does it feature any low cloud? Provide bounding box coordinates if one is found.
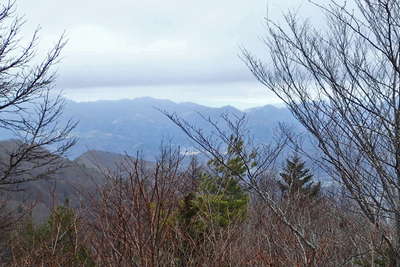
[19,0,315,107]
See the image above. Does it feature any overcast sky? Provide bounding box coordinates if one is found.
[19,0,316,109]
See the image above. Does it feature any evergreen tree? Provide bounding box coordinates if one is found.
[178,135,250,233]
[175,136,250,266]
[279,154,320,199]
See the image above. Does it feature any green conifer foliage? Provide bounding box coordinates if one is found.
[178,136,250,233]
[279,155,320,199]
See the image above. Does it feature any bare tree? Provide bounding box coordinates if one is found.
[163,112,343,264]
[85,147,187,267]
[0,1,76,190]
[242,0,400,264]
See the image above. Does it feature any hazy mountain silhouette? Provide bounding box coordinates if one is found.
[63,97,299,159]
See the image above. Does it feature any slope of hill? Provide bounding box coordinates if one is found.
[74,149,152,174]
[75,150,130,171]
[0,140,106,222]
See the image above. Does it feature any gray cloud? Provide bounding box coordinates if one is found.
[18,0,317,108]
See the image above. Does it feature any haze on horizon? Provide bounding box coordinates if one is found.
[20,0,318,109]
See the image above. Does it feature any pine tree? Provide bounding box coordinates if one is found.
[279,154,320,200]
[197,136,250,226]
[178,136,250,232]
[175,137,250,266]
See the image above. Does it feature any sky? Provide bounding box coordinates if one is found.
[18,0,317,109]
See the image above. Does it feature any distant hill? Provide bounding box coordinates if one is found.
[0,140,106,222]
[75,150,128,171]
[62,97,300,159]
[0,139,160,223]
[74,150,152,173]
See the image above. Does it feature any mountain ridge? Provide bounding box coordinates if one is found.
[62,97,299,159]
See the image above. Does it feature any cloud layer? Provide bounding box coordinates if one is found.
[19,0,314,108]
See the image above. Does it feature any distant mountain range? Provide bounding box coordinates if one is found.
[0,98,328,222]
[62,97,300,159]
